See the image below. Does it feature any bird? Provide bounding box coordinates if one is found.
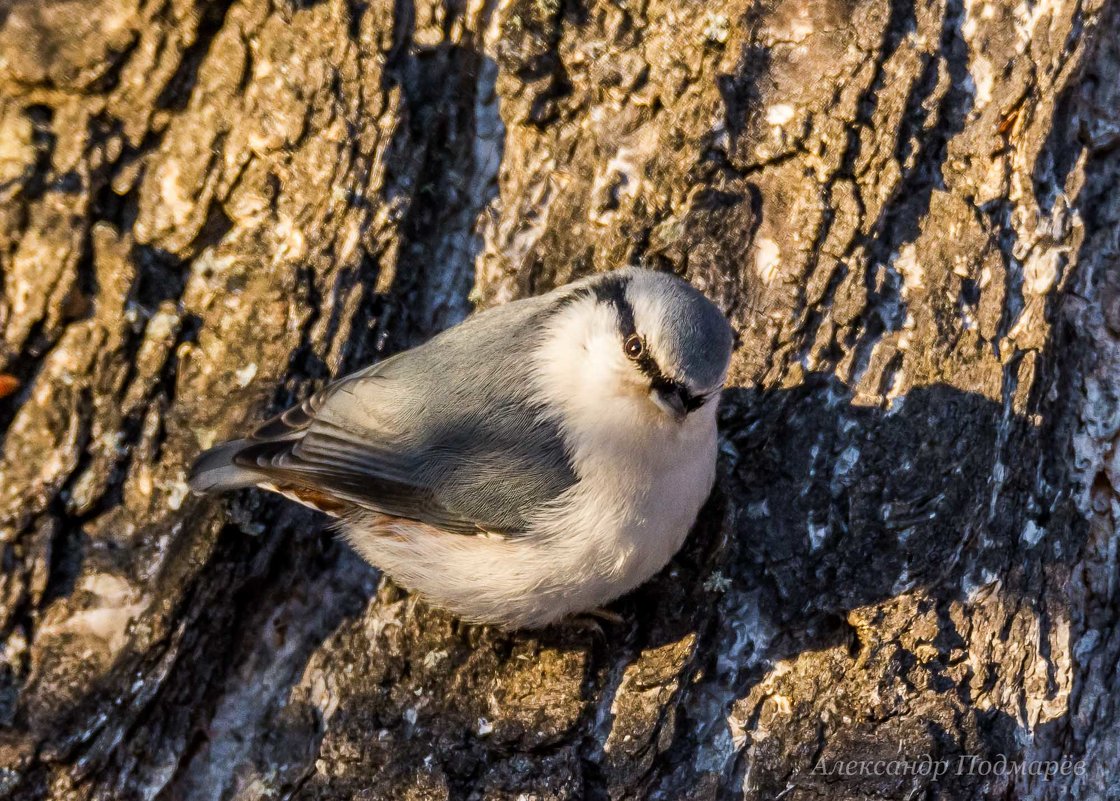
[189,267,735,629]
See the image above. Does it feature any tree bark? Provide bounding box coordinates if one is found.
[1,0,1118,798]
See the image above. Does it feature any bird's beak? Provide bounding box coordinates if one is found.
[651,385,688,421]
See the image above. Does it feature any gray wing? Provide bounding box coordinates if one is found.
[204,294,577,534]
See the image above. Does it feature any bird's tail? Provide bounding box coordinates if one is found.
[188,439,269,494]
[189,437,348,516]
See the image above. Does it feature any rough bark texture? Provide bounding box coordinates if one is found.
[1,0,1118,798]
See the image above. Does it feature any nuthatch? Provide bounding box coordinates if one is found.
[190,268,734,628]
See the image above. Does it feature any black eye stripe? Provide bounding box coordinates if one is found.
[591,276,684,384]
[650,376,707,412]
[571,274,710,413]
[590,276,636,336]
[632,349,663,381]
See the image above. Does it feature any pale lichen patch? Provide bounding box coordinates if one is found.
[1023,247,1061,294]
[234,362,258,387]
[765,104,796,126]
[893,244,925,293]
[754,238,782,286]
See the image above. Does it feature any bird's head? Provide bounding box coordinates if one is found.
[535,268,735,425]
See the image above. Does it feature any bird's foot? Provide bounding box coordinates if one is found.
[584,607,626,626]
[562,607,626,638]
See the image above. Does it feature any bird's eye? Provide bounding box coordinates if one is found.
[623,334,644,360]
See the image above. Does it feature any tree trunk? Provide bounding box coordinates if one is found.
[1,0,1118,798]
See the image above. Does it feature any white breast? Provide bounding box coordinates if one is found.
[526,395,720,615]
